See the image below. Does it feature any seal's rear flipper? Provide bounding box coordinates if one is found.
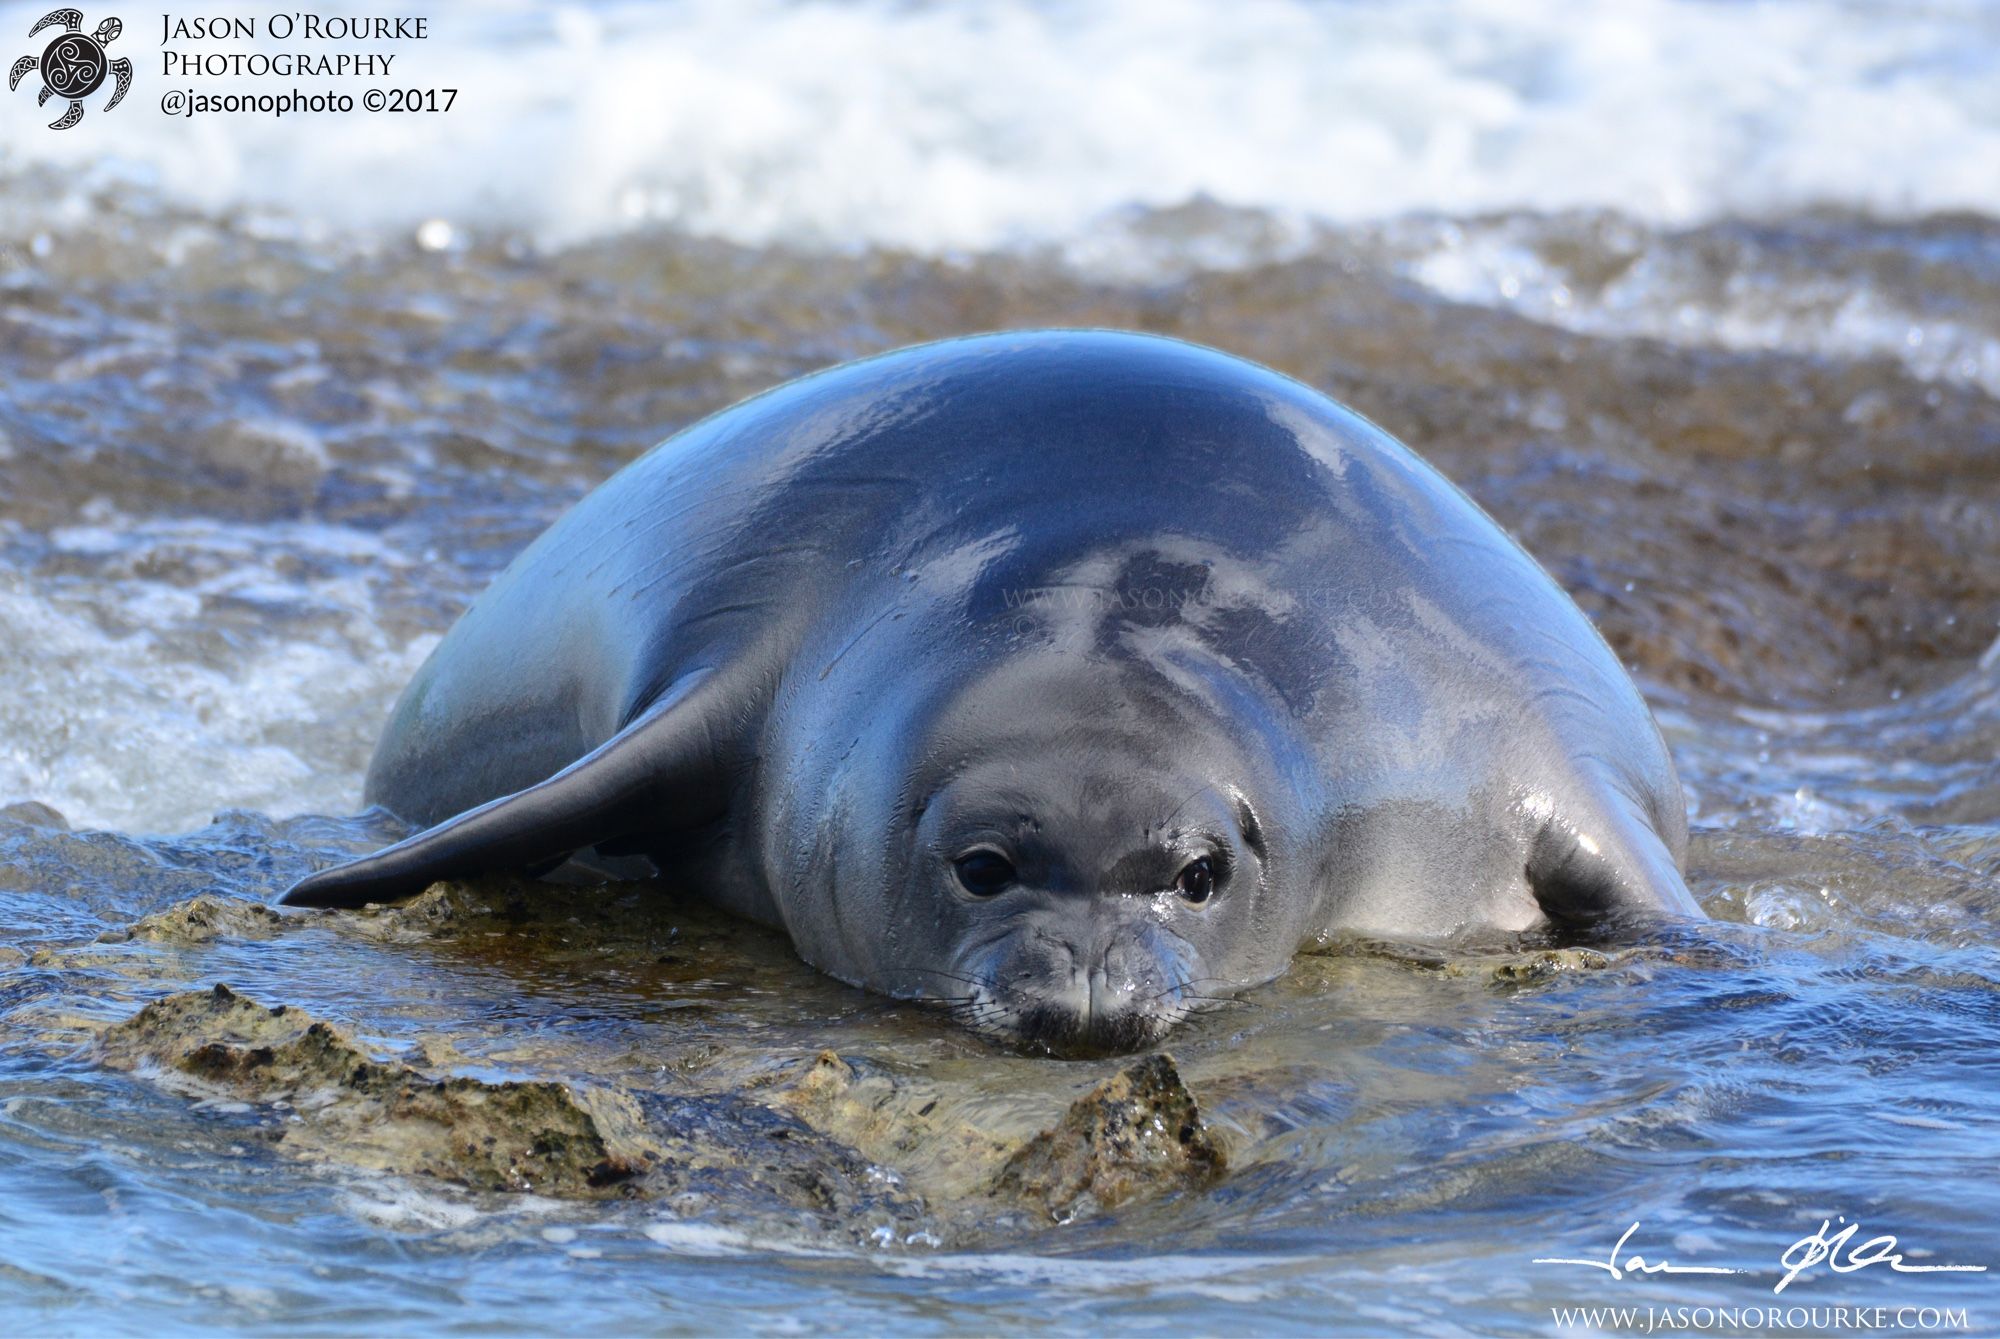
[1527,794,1701,925]
[278,670,728,909]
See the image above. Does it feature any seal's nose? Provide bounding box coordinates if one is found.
[1090,933,1156,1016]
[1005,926,1183,1055]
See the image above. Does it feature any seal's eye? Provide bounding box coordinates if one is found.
[1175,857,1217,905]
[953,850,1016,897]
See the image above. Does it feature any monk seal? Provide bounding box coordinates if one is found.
[280,330,1699,1052]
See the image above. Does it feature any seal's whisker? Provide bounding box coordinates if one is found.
[1140,973,1236,1005]
[1158,780,1224,834]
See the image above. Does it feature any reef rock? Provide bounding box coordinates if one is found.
[991,1054,1224,1221]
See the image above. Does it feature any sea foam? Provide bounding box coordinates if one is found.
[3,0,1996,251]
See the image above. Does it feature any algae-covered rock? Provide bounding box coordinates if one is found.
[95,986,940,1240]
[0,800,69,830]
[1470,947,1614,984]
[99,895,290,945]
[1304,932,1625,986]
[775,1050,925,1151]
[773,1050,1013,1197]
[335,881,484,940]
[786,1049,861,1104]
[991,1054,1223,1221]
[100,985,653,1196]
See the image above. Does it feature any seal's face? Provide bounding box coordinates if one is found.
[783,648,1314,1055]
[912,757,1272,1054]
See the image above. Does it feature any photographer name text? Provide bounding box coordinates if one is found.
[161,13,426,78]
[152,11,453,118]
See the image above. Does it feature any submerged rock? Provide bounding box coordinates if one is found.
[0,800,68,830]
[772,1049,1013,1198]
[99,984,654,1195]
[335,881,482,941]
[100,895,289,945]
[1472,947,1615,984]
[991,1054,1224,1222]
[79,890,1243,1238]
[95,985,939,1241]
[1303,931,1615,982]
[92,985,1235,1238]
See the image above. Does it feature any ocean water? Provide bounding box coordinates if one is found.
[2,1,1999,1333]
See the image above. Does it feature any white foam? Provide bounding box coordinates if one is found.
[1403,218,2000,398]
[4,0,1997,251]
[641,1220,754,1256]
[879,1248,1290,1301]
[0,516,437,834]
[335,1180,487,1232]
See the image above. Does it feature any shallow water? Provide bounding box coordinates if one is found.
[3,147,2000,1336]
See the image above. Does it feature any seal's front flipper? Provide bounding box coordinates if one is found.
[278,670,729,909]
[1527,792,1701,926]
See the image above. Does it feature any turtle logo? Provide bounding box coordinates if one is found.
[9,9,131,130]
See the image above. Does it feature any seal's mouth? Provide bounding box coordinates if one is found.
[999,998,1185,1058]
[921,911,1213,1054]
[940,973,1206,1057]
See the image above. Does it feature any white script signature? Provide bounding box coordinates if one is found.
[1533,1219,1988,1294]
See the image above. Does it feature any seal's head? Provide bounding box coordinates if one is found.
[772,642,1315,1056]
[913,755,1271,1053]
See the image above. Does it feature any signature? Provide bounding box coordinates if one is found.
[1534,1222,1740,1280]
[1776,1217,1989,1295]
[1534,1219,1987,1294]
